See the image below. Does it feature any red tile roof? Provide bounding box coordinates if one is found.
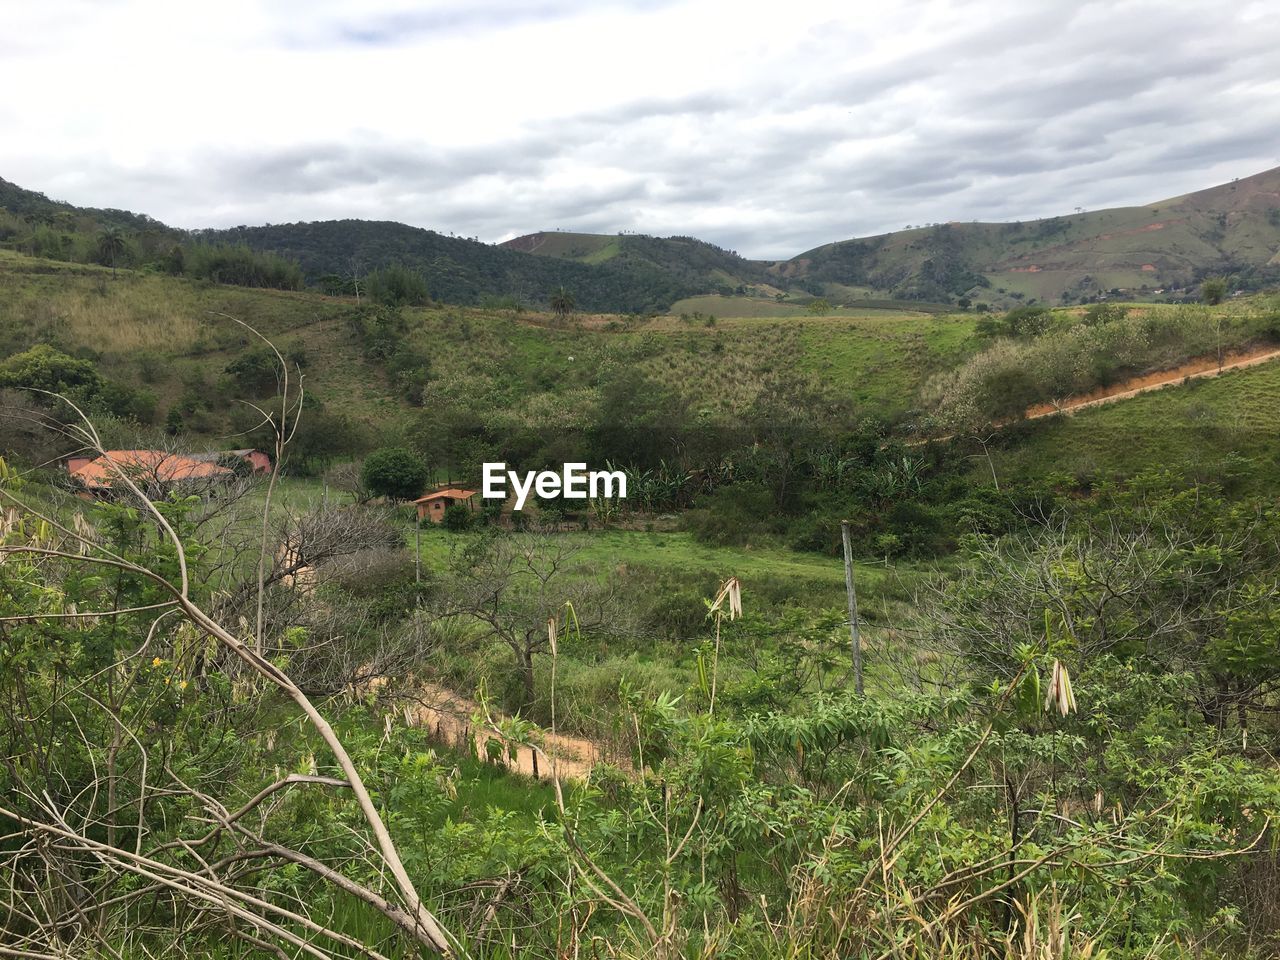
[413,488,477,503]
[71,451,234,489]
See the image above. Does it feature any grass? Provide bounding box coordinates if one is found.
[0,252,990,453]
[793,313,978,409]
[990,357,1280,488]
[668,294,939,319]
[412,524,916,616]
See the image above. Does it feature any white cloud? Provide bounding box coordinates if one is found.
[2,0,1277,257]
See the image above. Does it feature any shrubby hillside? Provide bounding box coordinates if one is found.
[4,164,1279,312]
[2,205,1280,958]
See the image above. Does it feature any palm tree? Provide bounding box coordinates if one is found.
[549,286,575,322]
[97,227,126,278]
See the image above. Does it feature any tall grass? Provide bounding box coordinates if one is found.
[923,302,1280,428]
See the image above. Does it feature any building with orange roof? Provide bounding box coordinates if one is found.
[414,487,477,522]
[69,450,235,495]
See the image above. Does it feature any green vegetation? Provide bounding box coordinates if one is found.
[180,242,305,290]
[362,446,430,501]
[925,300,1280,427]
[7,164,1280,316]
[4,180,1280,959]
[987,357,1280,489]
[366,262,431,306]
[6,436,1280,957]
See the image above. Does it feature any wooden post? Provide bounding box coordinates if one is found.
[414,518,421,589]
[841,520,864,696]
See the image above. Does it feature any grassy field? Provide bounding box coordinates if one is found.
[989,356,1280,487]
[668,293,949,319]
[411,523,921,622]
[0,252,988,450]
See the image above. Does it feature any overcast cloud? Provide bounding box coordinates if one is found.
[2,0,1277,258]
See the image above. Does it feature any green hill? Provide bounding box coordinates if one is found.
[4,166,1279,314]
[783,165,1280,305]
[502,230,776,295]
[193,220,702,313]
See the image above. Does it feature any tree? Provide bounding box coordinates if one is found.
[976,305,1051,339]
[549,286,575,321]
[806,297,832,316]
[444,530,622,712]
[224,347,282,394]
[97,226,126,277]
[360,447,428,501]
[0,344,102,395]
[1201,276,1228,305]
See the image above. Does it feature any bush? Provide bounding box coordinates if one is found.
[181,243,303,290]
[442,503,473,531]
[976,305,1052,339]
[368,264,430,306]
[224,348,281,394]
[682,483,779,547]
[1083,302,1129,326]
[0,344,101,395]
[0,345,153,422]
[360,447,429,502]
[924,304,1272,430]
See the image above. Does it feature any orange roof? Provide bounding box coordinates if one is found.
[71,450,234,489]
[413,488,477,503]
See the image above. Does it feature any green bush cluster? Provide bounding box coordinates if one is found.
[925,304,1278,427]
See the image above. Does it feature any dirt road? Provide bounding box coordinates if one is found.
[1023,344,1280,420]
[405,682,616,781]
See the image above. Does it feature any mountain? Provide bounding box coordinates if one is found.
[2,166,1278,312]
[192,220,702,313]
[781,165,1280,304]
[501,231,776,295]
[0,176,172,234]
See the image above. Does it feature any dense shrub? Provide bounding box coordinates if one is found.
[0,345,154,422]
[442,503,474,531]
[975,304,1052,338]
[224,347,281,394]
[367,264,430,306]
[682,483,781,547]
[924,305,1276,429]
[181,243,303,290]
[361,447,428,501]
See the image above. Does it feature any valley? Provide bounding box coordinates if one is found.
[2,173,1280,960]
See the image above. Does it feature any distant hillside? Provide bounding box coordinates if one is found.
[0,176,172,234]
[194,221,700,313]
[502,231,776,296]
[783,166,1280,305]
[3,165,1278,312]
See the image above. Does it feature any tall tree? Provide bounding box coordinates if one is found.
[97,226,126,278]
[549,286,575,322]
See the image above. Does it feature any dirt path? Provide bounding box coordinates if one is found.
[404,681,616,781]
[1023,344,1280,420]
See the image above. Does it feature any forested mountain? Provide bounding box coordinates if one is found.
[193,220,704,312]
[2,166,1278,311]
[0,176,173,234]
[502,230,776,293]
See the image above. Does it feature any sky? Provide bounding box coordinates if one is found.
[2,0,1278,259]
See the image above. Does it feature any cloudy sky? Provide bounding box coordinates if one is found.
[3,0,1278,258]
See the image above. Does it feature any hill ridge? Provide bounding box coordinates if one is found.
[3,165,1278,310]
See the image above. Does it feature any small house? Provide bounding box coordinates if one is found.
[414,487,478,523]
